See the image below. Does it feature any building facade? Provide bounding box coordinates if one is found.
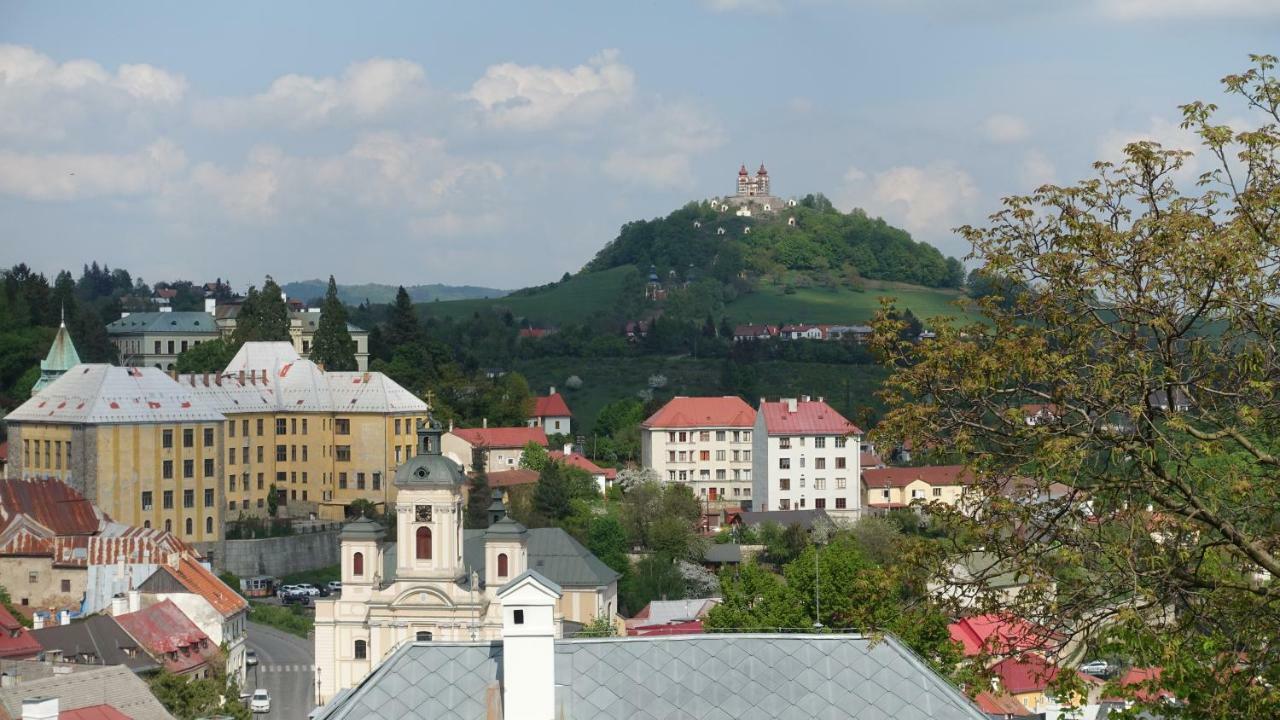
[442,426,548,474]
[527,389,571,435]
[639,396,756,507]
[752,397,863,517]
[860,465,975,511]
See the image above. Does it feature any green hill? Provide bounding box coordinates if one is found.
[725,280,969,325]
[417,266,635,325]
[284,279,505,305]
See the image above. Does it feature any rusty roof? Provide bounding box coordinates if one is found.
[0,478,101,536]
[147,557,247,618]
[114,600,215,674]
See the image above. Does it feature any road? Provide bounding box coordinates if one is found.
[246,621,316,720]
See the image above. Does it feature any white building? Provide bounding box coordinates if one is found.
[527,389,572,435]
[751,396,863,517]
[639,396,756,507]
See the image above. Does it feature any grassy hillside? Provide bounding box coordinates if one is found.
[417,266,635,325]
[725,280,971,325]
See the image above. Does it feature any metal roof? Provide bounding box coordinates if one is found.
[379,529,621,589]
[31,615,159,673]
[106,311,218,335]
[316,633,988,720]
[0,664,174,720]
[6,365,225,425]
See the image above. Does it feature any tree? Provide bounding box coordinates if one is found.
[533,462,572,521]
[176,338,237,373]
[870,55,1280,717]
[618,554,687,615]
[148,663,250,720]
[233,276,289,344]
[587,515,629,575]
[519,441,550,472]
[466,454,491,529]
[385,286,420,349]
[310,275,357,370]
[266,484,279,518]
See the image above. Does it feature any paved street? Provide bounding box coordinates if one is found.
[246,622,316,720]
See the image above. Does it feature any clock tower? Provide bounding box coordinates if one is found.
[392,415,467,580]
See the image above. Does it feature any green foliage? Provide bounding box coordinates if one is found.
[619,554,687,616]
[578,615,618,637]
[248,601,313,638]
[176,338,237,373]
[519,441,551,471]
[586,514,630,575]
[0,586,31,628]
[279,564,341,586]
[233,276,290,344]
[466,465,492,530]
[346,498,378,519]
[310,275,357,371]
[266,485,279,518]
[532,462,595,521]
[619,479,703,558]
[148,661,250,720]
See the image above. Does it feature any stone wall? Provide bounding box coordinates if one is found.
[218,525,340,577]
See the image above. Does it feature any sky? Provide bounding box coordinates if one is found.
[1,1,1277,291]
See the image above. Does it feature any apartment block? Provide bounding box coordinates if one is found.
[640,396,756,507]
[752,396,863,517]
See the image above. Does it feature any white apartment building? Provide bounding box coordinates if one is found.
[639,396,757,507]
[752,396,863,518]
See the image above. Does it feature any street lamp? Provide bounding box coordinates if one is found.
[315,666,322,707]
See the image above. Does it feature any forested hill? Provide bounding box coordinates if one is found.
[282,280,506,305]
[584,194,964,289]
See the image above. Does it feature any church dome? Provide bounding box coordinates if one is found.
[395,415,467,487]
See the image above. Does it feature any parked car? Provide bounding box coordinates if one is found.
[245,650,258,667]
[327,581,342,593]
[251,689,271,714]
[294,584,320,597]
[276,584,300,599]
[282,593,311,606]
[1080,660,1112,677]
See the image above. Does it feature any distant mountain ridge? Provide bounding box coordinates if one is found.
[283,280,506,305]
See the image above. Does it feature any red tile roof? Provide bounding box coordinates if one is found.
[1107,667,1171,703]
[992,653,1100,695]
[759,399,862,435]
[549,451,616,479]
[0,604,42,659]
[532,393,572,418]
[860,452,882,468]
[154,557,248,618]
[60,704,133,720]
[862,465,974,489]
[641,396,756,429]
[451,427,548,449]
[949,614,1062,657]
[115,600,215,674]
[627,620,704,636]
[0,478,101,537]
[485,468,540,488]
[972,691,1032,716]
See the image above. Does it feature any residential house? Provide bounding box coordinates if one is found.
[113,600,218,678]
[861,465,975,511]
[972,691,1034,718]
[731,323,777,342]
[730,509,834,535]
[548,450,616,494]
[313,572,989,719]
[106,312,220,371]
[212,303,371,372]
[527,390,572,435]
[752,396,863,517]
[948,613,1064,658]
[990,653,1103,716]
[826,325,874,342]
[4,365,227,551]
[314,420,620,702]
[779,323,826,340]
[639,396,756,508]
[443,426,548,474]
[30,615,158,674]
[0,605,42,659]
[624,598,720,635]
[0,663,174,720]
[930,553,1048,612]
[132,556,249,684]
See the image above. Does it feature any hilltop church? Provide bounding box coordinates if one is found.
[711,163,796,217]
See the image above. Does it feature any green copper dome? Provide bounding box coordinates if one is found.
[394,414,466,487]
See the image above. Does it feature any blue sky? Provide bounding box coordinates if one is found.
[1,1,1276,290]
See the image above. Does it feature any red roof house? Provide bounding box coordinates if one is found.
[114,599,217,676]
[757,398,863,436]
[991,653,1100,696]
[862,465,975,490]
[641,397,756,429]
[949,614,1063,657]
[532,393,572,420]
[0,604,42,659]
[548,451,617,482]
[972,691,1033,717]
[451,427,548,450]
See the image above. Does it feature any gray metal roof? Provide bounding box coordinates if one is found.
[316,633,987,720]
[0,664,174,720]
[462,529,620,588]
[30,615,159,674]
[6,365,225,425]
[106,311,218,335]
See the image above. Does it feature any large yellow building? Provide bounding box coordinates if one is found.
[179,342,428,520]
[4,364,227,554]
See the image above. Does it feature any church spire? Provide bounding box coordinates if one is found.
[32,316,81,397]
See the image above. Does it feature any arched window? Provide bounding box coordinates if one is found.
[353,551,364,576]
[354,640,366,659]
[497,553,509,578]
[205,517,213,534]
[416,631,432,642]
[416,526,432,560]
[184,518,192,535]
[165,519,172,532]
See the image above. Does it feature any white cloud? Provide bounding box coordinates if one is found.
[0,139,186,201]
[0,44,187,141]
[601,99,724,189]
[1020,149,1056,188]
[982,113,1030,144]
[468,50,634,130]
[198,58,428,129]
[1098,0,1280,19]
[838,162,979,237]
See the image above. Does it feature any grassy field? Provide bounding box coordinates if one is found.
[513,356,890,437]
[724,280,971,325]
[418,266,633,325]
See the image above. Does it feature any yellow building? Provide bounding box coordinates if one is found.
[4,365,227,554]
[861,465,975,511]
[179,342,428,520]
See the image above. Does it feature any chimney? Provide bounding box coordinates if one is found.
[497,573,562,720]
[549,386,556,396]
[786,398,798,414]
[169,369,178,381]
[31,614,43,630]
[483,418,488,429]
[801,394,810,403]
[21,697,57,720]
[56,610,69,626]
[204,298,216,313]
[127,590,140,612]
[202,372,209,387]
[0,673,14,688]
[111,593,128,616]
[238,370,245,385]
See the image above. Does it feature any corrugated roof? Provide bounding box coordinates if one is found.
[0,478,101,537]
[640,396,755,429]
[6,365,224,425]
[451,427,547,449]
[759,399,863,435]
[316,633,988,720]
[991,654,1098,695]
[862,465,975,489]
[106,311,217,335]
[145,558,247,618]
[532,394,572,418]
[115,600,215,674]
[0,664,174,720]
[0,605,42,659]
[31,615,159,673]
[948,614,1062,657]
[60,703,134,720]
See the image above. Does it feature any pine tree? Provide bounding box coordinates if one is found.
[310,276,357,370]
[533,462,571,521]
[466,453,491,529]
[385,286,420,349]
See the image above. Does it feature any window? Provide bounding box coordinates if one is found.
[339,473,348,489]
[183,459,193,478]
[743,488,750,496]
[715,469,726,480]
[513,610,524,625]
[372,472,381,490]
[742,431,751,442]
[291,418,298,434]
[242,447,248,464]
[356,473,366,490]
[815,458,826,470]
[61,579,70,593]
[167,340,175,354]
[203,428,214,446]
[799,498,806,508]
[163,460,173,479]
[353,552,364,576]
[416,631,432,642]
[165,519,172,531]
[290,445,297,462]
[256,446,264,463]
[185,518,193,535]
[183,429,194,448]
[54,441,61,469]
[933,487,942,497]
[700,469,710,480]
[256,418,264,436]
[229,448,236,465]
[276,419,287,435]
[815,498,826,509]
[395,419,402,435]
[881,489,890,499]
[814,437,826,449]
[700,451,710,461]
[276,445,287,462]
[835,437,848,448]
[716,450,725,461]
[836,457,847,469]
[181,340,188,353]
[302,472,308,485]
[203,458,214,478]
[204,489,214,507]
[302,446,308,462]
[778,458,791,469]
[743,450,751,461]
[142,491,153,509]
[242,419,250,436]
[836,478,847,489]
[779,499,791,510]
[277,471,286,486]
[335,419,350,435]
[779,478,790,491]
[416,527,432,560]
[396,447,402,464]
[163,491,174,509]
[28,572,37,584]
[799,478,806,488]
[162,430,174,449]
[206,517,213,534]
[716,431,726,441]
[678,432,688,443]
[154,340,161,354]
[835,498,847,509]
[742,469,751,481]
[229,422,236,438]
[779,438,792,449]
[302,419,308,435]
[336,446,351,462]
[229,500,237,510]
[257,473,264,490]
[354,639,367,659]
[183,489,194,508]
[700,431,710,442]
[497,553,509,577]
[815,478,826,490]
